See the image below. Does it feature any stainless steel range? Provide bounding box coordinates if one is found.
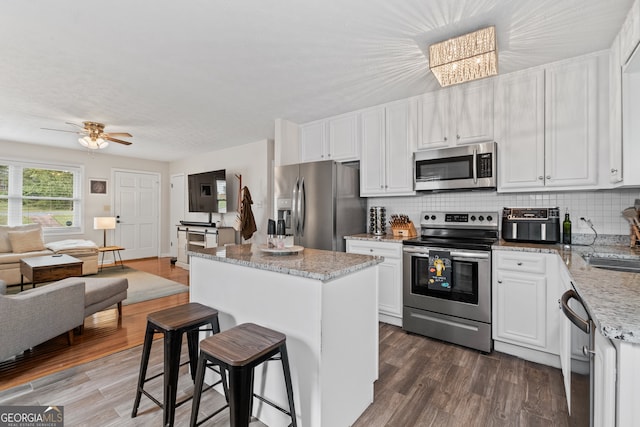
[402,211,499,352]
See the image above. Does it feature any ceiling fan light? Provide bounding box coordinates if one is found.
[78,136,108,149]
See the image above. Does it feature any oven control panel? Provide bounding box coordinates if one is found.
[420,211,499,228]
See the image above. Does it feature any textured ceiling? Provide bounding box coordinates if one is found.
[0,0,633,161]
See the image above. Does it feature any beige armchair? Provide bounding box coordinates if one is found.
[0,279,85,362]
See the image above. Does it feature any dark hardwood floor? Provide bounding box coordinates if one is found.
[0,257,589,426]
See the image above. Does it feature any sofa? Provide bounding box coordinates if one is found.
[0,224,99,286]
[0,278,85,362]
[0,276,128,362]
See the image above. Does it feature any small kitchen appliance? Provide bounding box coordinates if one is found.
[501,207,561,243]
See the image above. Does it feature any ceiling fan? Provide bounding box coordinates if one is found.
[42,121,133,149]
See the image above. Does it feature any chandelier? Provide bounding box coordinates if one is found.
[429,26,498,87]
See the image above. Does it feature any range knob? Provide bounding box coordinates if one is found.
[487,215,493,222]
[424,214,430,221]
[470,215,476,221]
[431,215,436,220]
[479,215,485,221]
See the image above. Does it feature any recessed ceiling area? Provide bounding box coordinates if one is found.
[0,0,632,161]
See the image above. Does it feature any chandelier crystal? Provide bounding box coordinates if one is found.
[429,26,498,87]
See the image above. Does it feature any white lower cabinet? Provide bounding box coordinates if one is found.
[346,239,403,326]
[593,328,617,427]
[493,251,551,353]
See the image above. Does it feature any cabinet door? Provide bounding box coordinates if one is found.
[453,79,494,145]
[545,57,598,187]
[360,107,386,196]
[384,100,416,195]
[418,89,450,149]
[204,233,218,248]
[177,228,188,265]
[327,113,360,161]
[494,269,547,349]
[610,34,624,184]
[300,121,327,162]
[495,70,546,190]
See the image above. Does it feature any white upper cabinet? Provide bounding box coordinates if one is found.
[496,54,604,192]
[300,112,360,163]
[360,99,416,197]
[544,56,599,188]
[610,34,624,184]
[495,69,546,190]
[300,121,326,162]
[419,79,494,150]
[620,0,640,65]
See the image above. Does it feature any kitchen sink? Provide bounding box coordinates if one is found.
[582,255,640,272]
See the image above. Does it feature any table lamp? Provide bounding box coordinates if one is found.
[94,217,116,247]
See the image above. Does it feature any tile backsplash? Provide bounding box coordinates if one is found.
[368,188,640,236]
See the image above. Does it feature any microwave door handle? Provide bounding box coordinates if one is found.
[472,148,478,184]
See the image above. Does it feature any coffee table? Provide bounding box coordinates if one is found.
[20,254,83,292]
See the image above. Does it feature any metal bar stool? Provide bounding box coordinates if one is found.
[131,302,222,427]
[190,322,297,427]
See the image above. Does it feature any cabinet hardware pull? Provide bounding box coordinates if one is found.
[517,262,523,266]
[444,136,448,141]
[456,134,460,139]
[497,280,502,284]
[611,168,618,173]
[538,176,544,180]
[546,175,551,179]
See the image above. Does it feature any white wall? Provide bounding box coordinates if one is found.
[170,139,274,246]
[368,188,640,238]
[0,140,171,252]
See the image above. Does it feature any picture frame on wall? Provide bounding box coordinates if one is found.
[90,179,108,195]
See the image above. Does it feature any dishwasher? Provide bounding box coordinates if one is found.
[560,289,616,427]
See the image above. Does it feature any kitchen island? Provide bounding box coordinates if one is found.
[188,244,382,427]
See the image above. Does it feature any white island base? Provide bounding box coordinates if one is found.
[189,253,379,427]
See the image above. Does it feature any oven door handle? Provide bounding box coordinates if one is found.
[403,247,490,260]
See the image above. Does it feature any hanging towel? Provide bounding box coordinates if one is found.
[427,250,453,292]
[240,186,257,240]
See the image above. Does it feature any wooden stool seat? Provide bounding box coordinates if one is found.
[132,302,220,427]
[190,323,297,427]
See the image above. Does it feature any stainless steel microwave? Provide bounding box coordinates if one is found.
[414,141,497,191]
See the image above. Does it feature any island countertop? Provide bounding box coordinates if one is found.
[493,240,640,343]
[188,244,382,282]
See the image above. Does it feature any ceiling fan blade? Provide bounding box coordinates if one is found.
[64,122,85,129]
[104,132,132,138]
[104,136,132,145]
[41,127,80,134]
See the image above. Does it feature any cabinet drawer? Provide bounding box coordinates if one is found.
[494,251,546,274]
[346,240,402,259]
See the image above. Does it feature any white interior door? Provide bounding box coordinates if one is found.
[114,170,160,260]
[169,174,185,258]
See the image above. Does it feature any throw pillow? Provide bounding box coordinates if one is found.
[7,228,46,253]
[0,224,42,253]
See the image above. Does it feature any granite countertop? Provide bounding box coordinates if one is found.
[494,240,640,343]
[345,233,412,243]
[188,244,382,282]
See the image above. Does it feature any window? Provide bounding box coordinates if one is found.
[0,160,83,234]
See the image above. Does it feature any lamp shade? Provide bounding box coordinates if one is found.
[94,217,116,230]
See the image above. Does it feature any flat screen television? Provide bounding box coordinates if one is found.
[188,169,227,214]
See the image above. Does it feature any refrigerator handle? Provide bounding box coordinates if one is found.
[299,177,306,237]
[293,178,299,236]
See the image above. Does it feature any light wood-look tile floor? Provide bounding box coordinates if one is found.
[0,257,588,426]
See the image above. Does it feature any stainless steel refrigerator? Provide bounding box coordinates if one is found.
[274,160,366,252]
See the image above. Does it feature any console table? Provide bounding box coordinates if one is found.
[20,254,83,292]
